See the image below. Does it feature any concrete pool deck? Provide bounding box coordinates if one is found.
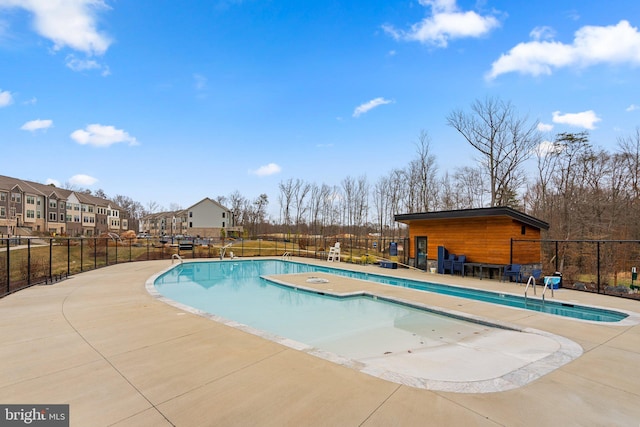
[1,258,640,426]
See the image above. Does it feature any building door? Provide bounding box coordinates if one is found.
[415,236,427,271]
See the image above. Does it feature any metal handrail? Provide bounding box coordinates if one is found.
[524,275,537,299]
[541,277,555,302]
[171,253,183,264]
[282,252,291,260]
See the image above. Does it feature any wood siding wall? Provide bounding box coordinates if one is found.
[407,217,542,265]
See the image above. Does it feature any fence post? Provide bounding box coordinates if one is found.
[597,241,601,294]
[67,238,71,277]
[49,238,53,281]
[27,238,31,287]
[6,238,10,294]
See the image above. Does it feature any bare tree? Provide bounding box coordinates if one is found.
[244,193,268,237]
[227,190,246,228]
[618,127,640,200]
[278,179,295,230]
[145,201,161,214]
[447,97,540,207]
[293,180,311,235]
[408,130,438,212]
[453,165,487,209]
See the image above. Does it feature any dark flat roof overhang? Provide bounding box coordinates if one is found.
[394,206,549,231]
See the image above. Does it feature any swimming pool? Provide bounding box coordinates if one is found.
[150,259,585,392]
[309,266,629,323]
[238,259,627,323]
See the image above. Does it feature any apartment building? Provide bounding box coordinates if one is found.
[140,197,242,238]
[0,174,128,237]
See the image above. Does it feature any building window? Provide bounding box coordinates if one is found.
[222,212,226,218]
[49,212,57,221]
[0,206,5,217]
[0,192,6,201]
[59,201,65,209]
[11,192,21,203]
[26,210,35,219]
[222,221,225,228]
[26,195,35,204]
[521,225,526,235]
[189,212,193,217]
[50,200,57,209]
[37,210,41,219]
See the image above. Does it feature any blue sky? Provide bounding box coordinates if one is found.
[1,0,640,215]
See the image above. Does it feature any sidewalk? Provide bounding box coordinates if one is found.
[1,259,639,426]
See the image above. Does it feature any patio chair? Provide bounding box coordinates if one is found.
[452,255,466,276]
[442,253,455,274]
[503,264,522,283]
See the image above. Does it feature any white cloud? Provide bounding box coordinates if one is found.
[65,54,109,75]
[249,163,281,177]
[487,20,640,80]
[45,178,60,187]
[530,26,555,41]
[353,97,392,118]
[21,119,53,132]
[383,0,500,48]
[0,89,13,107]
[627,104,639,112]
[537,122,554,132]
[535,140,563,157]
[552,110,601,130]
[70,124,139,147]
[0,0,112,55]
[69,174,98,186]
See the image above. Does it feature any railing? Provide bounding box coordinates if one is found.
[524,275,537,300]
[541,276,555,302]
[524,274,556,302]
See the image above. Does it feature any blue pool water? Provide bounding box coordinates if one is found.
[154,259,627,324]
[153,260,496,359]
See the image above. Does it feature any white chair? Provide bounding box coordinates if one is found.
[327,242,341,262]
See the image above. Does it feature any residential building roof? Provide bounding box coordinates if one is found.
[394,206,550,231]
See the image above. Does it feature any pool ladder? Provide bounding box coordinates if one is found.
[172,253,183,264]
[282,252,292,260]
[524,275,554,302]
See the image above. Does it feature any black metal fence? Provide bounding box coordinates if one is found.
[0,236,409,298]
[512,239,640,300]
[7,236,638,301]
